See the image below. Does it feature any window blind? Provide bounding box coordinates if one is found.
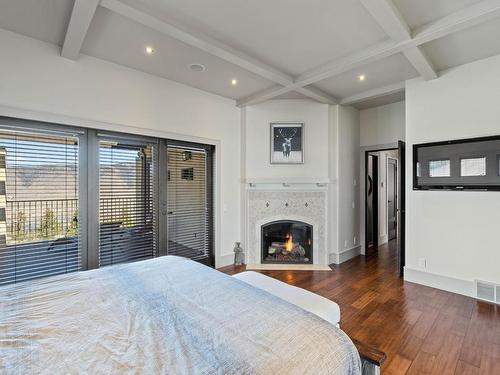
[0,129,80,285]
[167,145,213,264]
[99,140,156,266]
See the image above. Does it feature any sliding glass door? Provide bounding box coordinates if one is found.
[98,136,157,266]
[163,141,214,266]
[0,121,85,285]
[0,117,215,285]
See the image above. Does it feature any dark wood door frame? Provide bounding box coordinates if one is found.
[365,153,379,251]
[363,144,406,277]
[397,141,406,277]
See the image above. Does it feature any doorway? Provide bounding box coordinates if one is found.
[364,143,405,276]
[387,158,397,241]
[159,140,215,267]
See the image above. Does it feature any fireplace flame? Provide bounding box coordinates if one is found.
[285,233,293,252]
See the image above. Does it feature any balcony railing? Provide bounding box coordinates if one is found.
[5,199,79,245]
[0,197,154,285]
[4,197,152,245]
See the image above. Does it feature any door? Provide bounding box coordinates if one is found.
[397,141,406,277]
[163,141,214,266]
[98,137,156,267]
[387,158,397,241]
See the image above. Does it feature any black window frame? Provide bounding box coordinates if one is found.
[0,116,217,285]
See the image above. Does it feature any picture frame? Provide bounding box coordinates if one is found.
[270,122,304,164]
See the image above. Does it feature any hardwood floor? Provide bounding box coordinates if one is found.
[218,240,500,374]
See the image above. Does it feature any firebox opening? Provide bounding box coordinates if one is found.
[261,220,313,264]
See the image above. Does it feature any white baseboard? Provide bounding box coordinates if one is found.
[246,263,332,271]
[378,234,388,245]
[216,253,234,268]
[329,245,361,265]
[404,267,475,298]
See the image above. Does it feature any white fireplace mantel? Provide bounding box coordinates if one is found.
[244,177,332,186]
[245,177,332,192]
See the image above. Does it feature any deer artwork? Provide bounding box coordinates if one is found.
[278,128,298,158]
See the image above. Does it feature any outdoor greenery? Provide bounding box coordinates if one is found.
[7,208,79,244]
[6,202,137,244]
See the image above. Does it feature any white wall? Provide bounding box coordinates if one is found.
[405,54,500,296]
[243,101,360,265]
[242,100,331,263]
[359,101,405,254]
[329,105,360,263]
[244,100,330,179]
[328,106,339,262]
[360,101,405,147]
[0,29,241,267]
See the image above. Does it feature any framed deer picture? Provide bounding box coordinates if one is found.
[270,122,304,164]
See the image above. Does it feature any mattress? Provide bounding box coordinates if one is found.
[233,271,341,326]
[0,256,360,374]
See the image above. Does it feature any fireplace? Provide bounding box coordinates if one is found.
[261,220,313,264]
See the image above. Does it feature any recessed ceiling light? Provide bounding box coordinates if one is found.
[145,46,155,55]
[231,79,238,86]
[358,74,366,82]
[189,63,206,72]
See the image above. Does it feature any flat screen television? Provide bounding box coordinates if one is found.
[413,135,500,191]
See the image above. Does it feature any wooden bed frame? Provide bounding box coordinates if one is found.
[352,338,386,375]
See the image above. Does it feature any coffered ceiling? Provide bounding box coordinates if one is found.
[0,0,499,109]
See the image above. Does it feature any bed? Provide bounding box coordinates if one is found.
[1,256,362,374]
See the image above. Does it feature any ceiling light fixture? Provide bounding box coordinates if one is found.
[145,46,155,55]
[358,74,366,82]
[189,63,206,72]
[231,79,238,86]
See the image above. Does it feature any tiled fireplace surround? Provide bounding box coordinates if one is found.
[245,185,329,266]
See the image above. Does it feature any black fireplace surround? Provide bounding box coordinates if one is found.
[261,220,313,264]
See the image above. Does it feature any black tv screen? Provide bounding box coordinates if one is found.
[413,135,500,191]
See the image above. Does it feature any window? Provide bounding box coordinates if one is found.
[99,139,156,266]
[460,157,486,177]
[429,160,450,177]
[181,167,194,180]
[416,162,421,178]
[0,127,81,285]
[0,117,215,285]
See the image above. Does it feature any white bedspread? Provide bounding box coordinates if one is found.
[0,256,361,374]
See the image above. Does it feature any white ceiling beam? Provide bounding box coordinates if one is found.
[243,0,500,105]
[296,40,401,88]
[239,41,401,106]
[340,81,405,106]
[100,0,337,105]
[236,85,292,107]
[236,85,338,107]
[359,0,411,42]
[100,0,290,85]
[359,0,437,80]
[295,86,339,105]
[61,0,100,59]
[402,47,437,80]
[238,40,400,106]
[412,0,500,45]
